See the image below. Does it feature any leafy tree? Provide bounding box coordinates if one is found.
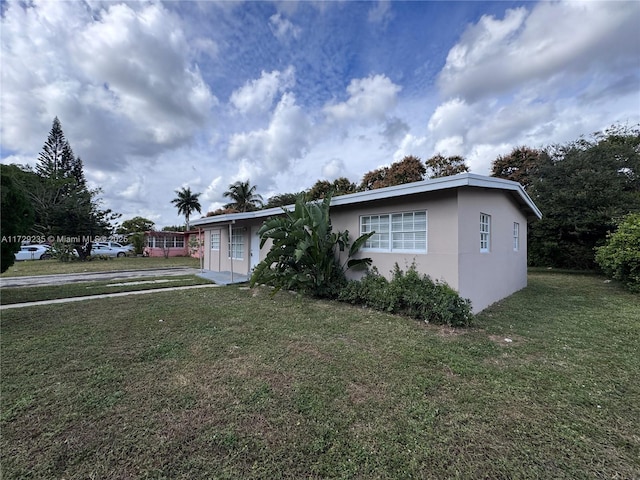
[0,165,35,273]
[171,187,202,231]
[162,225,186,232]
[595,213,640,292]
[264,192,302,209]
[359,155,426,191]
[205,207,240,217]
[359,166,388,191]
[425,154,469,179]
[491,146,550,191]
[307,177,357,200]
[116,216,155,235]
[529,125,640,269]
[223,180,263,212]
[250,195,373,298]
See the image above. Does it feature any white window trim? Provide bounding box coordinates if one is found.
[360,210,427,254]
[513,222,520,252]
[480,213,491,253]
[211,231,220,251]
[228,227,244,260]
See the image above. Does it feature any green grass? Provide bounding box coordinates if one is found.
[1,271,638,479]
[1,256,200,277]
[0,275,214,305]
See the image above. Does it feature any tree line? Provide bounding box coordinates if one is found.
[199,123,639,272]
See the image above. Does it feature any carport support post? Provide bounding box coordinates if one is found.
[199,227,203,273]
[229,221,234,283]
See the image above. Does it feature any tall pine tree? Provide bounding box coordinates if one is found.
[31,118,118,239]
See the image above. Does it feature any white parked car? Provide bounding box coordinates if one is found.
[90,244,129,258]
[15,244,52,261]
[95,241,134,252]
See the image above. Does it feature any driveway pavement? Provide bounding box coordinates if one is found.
[0,267,202,288]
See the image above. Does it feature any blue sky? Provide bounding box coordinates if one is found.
[2,0,639,228]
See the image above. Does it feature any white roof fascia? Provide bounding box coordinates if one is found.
[190,173,541,227]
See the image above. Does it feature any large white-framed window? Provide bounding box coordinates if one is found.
[513,222,520,251]
[480,213,491,252]
[147,235,184,248]
[229,227,244,260]
[361,210,427,253]
[211,231,220,251]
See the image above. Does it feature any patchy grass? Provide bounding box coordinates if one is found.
[0,275,214,305]
[1,271,638,478]
[1,256,200,277]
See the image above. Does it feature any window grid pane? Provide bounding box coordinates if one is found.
[229,228,244,259]
[480,213,491,252]
[513,222,519,251]
[361,211,426,252]
[211,232,220,250]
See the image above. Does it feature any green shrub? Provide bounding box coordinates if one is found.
[339,263,473,327]
[595,213,640,292]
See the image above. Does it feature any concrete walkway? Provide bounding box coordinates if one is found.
[0,284,220,310]
[0,267,252,310]
[0,267,202,288]
[196,270,249,285]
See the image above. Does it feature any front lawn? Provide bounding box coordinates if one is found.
[1,271,638,478]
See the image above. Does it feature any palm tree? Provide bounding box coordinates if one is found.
[223,180,263,212]
[171,187,202,231]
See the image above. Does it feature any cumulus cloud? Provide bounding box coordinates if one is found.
[392,134,428,162]
[228,93,311,188]
[324,74,402,124]
[0,1,216,171]
[381,116,410,145]
[230,66,296,114]
[438,1,640,101]
[269,13,301,41]
[321,158,347,179]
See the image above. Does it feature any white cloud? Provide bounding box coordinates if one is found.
[269,13,301,41]
[227,93,311,189]
[438,1,640,101]
[321,158,347,179]
[230,66,296,114]
[73,3,216,146]
[392,134,428,162]
[324,74,402,124]
[0,1,217,173]
[433,136,465,157]
[427,98,476,138]
[368,0,394,27]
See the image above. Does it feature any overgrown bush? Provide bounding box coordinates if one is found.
[595,213,640,292]
[250,195,372,298]
[339,263,473,327]
[130,233,145,255]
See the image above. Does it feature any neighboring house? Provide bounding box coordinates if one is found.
[190,174,542,313]
[144,230,204,258]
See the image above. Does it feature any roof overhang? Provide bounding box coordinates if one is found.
[190,173,542,228]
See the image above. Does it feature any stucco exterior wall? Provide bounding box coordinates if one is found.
[195,178,535,313]
[330,190,460,289]
[456,188,528,312]
[202,220,267,276]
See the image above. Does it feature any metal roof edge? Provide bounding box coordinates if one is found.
[190,173,542,226]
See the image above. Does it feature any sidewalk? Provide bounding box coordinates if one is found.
[0,267,202,288]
